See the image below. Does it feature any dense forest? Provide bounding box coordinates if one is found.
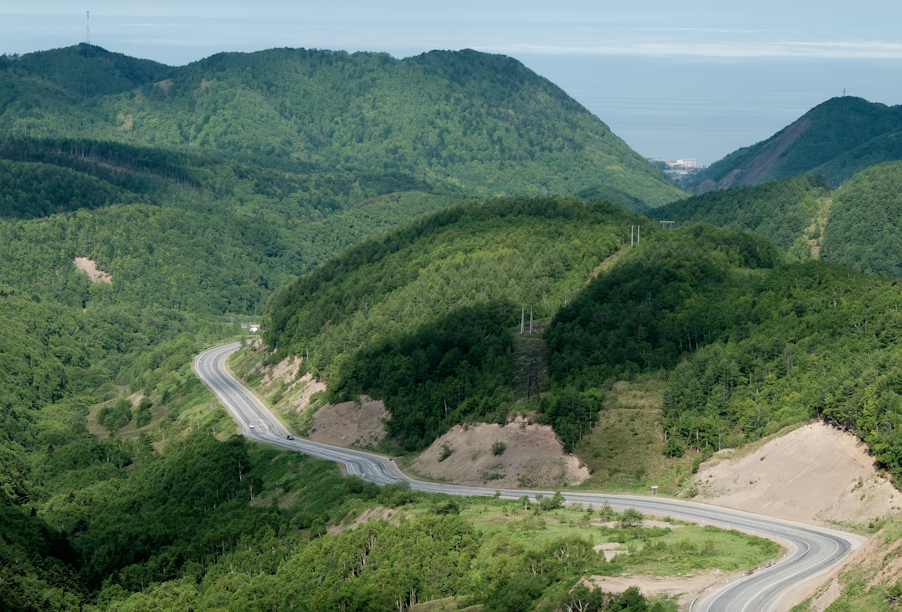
[650,174,824,251]
[651,160,902,278]
[0,139,473,314]
[824,161,902,277]
[686,96,902,193]
[265,196,644,451]
[545,223,902,482]
[0,44,684,207]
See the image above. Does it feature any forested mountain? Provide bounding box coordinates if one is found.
[687,96,902,193]
[0,137,473,314]
[650,174,824,252]
[0,44,169,99]
[265,196,645,451]
[651,161,902,278]
[1,45,684,207]
[546,223,902,482]
[824,161,902,276]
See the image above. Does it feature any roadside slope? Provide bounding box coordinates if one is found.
[695,421,902,528]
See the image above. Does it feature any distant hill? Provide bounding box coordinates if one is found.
[0,44,169,98]
[687,97,902,193]
[653,161,902,278]
[824,161,902,277]
[650,175,825,253]
[0,45,684,207]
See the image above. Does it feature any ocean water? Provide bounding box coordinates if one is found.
[519,56,902,165]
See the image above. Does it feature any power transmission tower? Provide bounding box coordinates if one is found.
[629,225,642,245]
[86,11,90,45]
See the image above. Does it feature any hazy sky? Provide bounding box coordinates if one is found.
[3,1,901,164]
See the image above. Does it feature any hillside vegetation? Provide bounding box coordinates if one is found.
[1,45,684,207]
[825,161,902,277]
[547,224,902,485]
[0,138,472,314]
[650,174,824,252]
[0,288,677,611]
[652,161,902,279]
[687,96,902,193]
[265,196,645,451]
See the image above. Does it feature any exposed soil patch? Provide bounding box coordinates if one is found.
[327,506,407,534]
[73,257,111,284]
[593,542,627,562]
[307,398,388,449]
[408,416,589,489]
[694,421,902,526]
[583,568,751,608]
[154,78,174,94]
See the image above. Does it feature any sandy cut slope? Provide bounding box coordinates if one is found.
[408,417,589,489]
[695,421,902,526]
[307,397,389,449]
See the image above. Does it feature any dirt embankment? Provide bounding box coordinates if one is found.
[409,417,589,489]
[695,421,902,526]
[307,398,388,448]
[236,351,388,448]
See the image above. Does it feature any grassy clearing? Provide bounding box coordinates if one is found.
[403,496,780,581]
[574,379,695,495]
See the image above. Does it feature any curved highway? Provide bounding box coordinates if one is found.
[195,342,863,612]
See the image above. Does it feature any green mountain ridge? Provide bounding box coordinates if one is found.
[1,45,684,207]
[687,96,902,193]
[652,161,902,278]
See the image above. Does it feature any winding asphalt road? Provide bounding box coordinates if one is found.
[195,342,863,612]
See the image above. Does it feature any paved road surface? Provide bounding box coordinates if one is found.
[195,342,862,612]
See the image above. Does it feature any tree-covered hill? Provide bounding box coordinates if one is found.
[0,159,138,219]
[0,287,668,611]
[651,161,902,278]
[824,161,902,277]
[687,96,902,193]
[264,195,647,450]
[1,44,169,99]
[546,223,902,482]
[1,45,685,207]
[649,174,824,252]
[0,136,477,314]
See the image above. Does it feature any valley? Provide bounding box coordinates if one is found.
[3,39,902,612]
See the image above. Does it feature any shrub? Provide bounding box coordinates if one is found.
[492,441,507,456]
[439,443,454,462]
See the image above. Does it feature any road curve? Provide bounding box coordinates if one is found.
[195,342,862,612]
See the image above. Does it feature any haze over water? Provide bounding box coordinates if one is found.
[4,4,901,165]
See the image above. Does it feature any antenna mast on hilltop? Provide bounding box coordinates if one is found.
[86,11,90,45]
